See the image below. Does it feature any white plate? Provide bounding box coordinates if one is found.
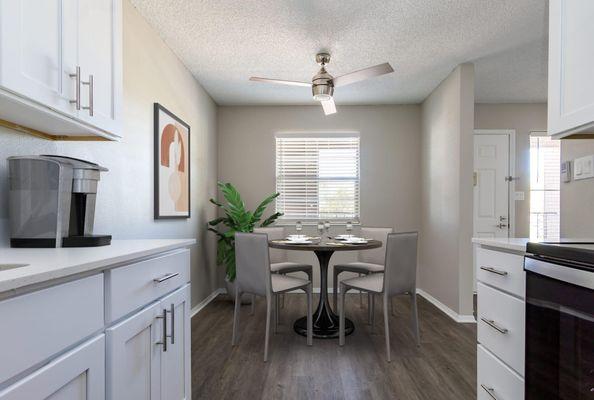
[286,240,312,244]
[344,239,368,244]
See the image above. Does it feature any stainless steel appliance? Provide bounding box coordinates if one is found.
[8,155,111,247]
[524,242,594,399]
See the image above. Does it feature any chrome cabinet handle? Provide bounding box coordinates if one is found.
[69,66,81,110]
[480,266,508,276]
[480,384,499,400]
[496,223,508,229]
[153,272,179,283]
[156,308,168,352]
[170,303,175,345]
[82,74,94,116]
[481,317,509,334]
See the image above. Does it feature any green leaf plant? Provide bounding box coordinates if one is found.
[207,182,283,281]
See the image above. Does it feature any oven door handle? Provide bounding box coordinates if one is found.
[525,257,594,290]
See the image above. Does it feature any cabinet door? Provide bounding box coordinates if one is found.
[548,0,594,137]
[77,0,122,135]
[0,0,78,116]
[160,285,191,400]
[0,335,105,400]
[106,302,162,400]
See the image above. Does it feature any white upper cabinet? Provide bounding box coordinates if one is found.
[0,0,122,140]
[77,0,122,135]
[548,0,594,138]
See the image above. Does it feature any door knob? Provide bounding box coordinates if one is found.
[496,223,508,229]
[499,216,507,222]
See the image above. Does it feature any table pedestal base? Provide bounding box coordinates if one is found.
[293,315,354,339]
[293,249,355,339]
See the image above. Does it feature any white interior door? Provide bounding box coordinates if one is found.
[474,134,511,238]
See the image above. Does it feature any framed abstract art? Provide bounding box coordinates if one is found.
[154,103,190,219]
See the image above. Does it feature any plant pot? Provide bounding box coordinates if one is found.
[225,278,253,305]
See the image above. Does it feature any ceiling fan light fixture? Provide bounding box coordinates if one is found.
[313,93,332,101]
[312,83,334,101]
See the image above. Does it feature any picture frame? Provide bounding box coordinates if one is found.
[154,103,191,219]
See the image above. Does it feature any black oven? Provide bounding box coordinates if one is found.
[524,244,594,400]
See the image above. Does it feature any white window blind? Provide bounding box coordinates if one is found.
[275,134,360,221]
[529,135,560,240]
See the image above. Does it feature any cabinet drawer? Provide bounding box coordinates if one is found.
[0,274,104,384]
[477,282,525,375]
[476,247,525,298]
[105,249,190,322]
[477,344,524,400]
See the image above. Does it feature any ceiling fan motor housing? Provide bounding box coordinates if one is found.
[312,67,334,100]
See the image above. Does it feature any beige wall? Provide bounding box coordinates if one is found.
[419,64,475,316]
[0,0,220,307]
[561,140,594,237]
[217,105,422,286]
[474,103,547,237]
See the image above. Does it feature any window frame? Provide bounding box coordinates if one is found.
[274,131,361,225]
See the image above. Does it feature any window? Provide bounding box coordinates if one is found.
[275,133,360,222]
[530,135,560,240]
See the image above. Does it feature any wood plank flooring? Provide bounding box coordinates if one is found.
[191,293,476,400]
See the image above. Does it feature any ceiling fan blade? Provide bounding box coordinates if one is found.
[249,77,311,87]
[321,98,337,115]
[332,63,394,88]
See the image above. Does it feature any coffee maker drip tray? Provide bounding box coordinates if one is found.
[11,235,112,248]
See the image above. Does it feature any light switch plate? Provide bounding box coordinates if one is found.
[573,155,594,180]
[514,191,525,201]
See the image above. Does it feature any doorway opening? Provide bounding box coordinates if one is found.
[529,134,560,240]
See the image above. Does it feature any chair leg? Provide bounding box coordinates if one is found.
[250,294,255,316]
[264,295,272,362]
[411,292,420,347]
[306,284,313,346]
[383,294,391,362]
[339,284,347,346]
[333,269,339,311]
[232,289,242,345]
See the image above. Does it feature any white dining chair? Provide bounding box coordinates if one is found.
[232,232,313,361]
[253,227,313,317]
[338,232,420,362]
[333,227,393,320]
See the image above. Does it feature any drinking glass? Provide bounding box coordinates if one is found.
[317,221,324,237]
[346,221,353,237]
[295,221,303,234]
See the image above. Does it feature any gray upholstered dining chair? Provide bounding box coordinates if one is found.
[338,232,420,362]
[232,232,313,361]
[253,227,313,315]
[333,227,393,318]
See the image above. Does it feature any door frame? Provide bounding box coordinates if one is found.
[473,129,517,237]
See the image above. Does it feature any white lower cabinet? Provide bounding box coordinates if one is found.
[106,284,191,400]
[477,345,524,400]
[0,335,105,400]
[475,244,526,399]
[0,246,192,400]
[160,285,191,400]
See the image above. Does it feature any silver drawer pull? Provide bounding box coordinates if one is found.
[69,66,81,110]
[481,317,509,334]
[156,308,168,352]
[480,384,499,400]
[480,266,508,276]
[153,272,179,283]
[82,74,94,116]
[170,303,175,345]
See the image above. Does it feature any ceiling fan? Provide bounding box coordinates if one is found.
[249,53,394,115]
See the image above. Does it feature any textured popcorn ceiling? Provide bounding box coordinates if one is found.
[129,0,547,105]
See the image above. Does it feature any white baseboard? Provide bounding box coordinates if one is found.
[416,289,476,324]
[190,288,225,318]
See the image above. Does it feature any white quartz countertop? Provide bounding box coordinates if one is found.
[471,237,530,252]
[0,239,196,294]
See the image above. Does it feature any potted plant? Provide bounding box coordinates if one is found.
[207,182,282,303]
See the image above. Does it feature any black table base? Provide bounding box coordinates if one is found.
[293,250,355,339]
